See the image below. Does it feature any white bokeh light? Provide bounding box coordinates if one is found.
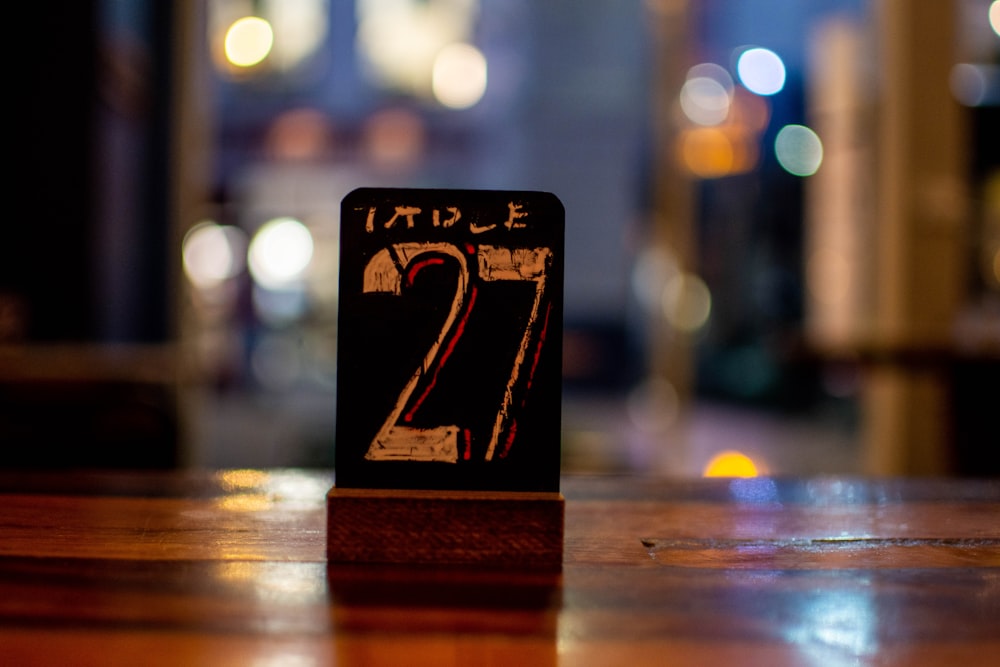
[737,47,786,96]
[248,217,315,289]
[432,42,488,109]
[680,76,731,126]
[775,124,824,177]
[182,222,247,289]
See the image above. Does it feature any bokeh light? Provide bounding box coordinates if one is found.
[432,42,488,109]
[355,0,477,98]
[950,63,999,106]
[678,127,734,177]
[688,62,734,93]
[247,217,315,289]
[362,107,427,171]
[774,124,823,176]
[676,127,758,179]
[675,64,766,179]
[209,1,328,76]
[679,75,731,126]
[703,450,760,478]
[991,0,1000,37]
[264,0,328,71]
[265,108,335,160]
[736,47,786,96]
[182,221,247,289]
[224,17,274,68]
[662,272,712,332]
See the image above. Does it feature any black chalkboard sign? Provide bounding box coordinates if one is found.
[334,188,564,493]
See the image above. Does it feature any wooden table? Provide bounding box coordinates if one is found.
[0,471,997,666]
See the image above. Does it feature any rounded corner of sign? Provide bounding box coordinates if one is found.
[537,191,566,221]
[342,187,374,207]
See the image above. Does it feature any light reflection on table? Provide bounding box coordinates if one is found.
[0,470,997,665]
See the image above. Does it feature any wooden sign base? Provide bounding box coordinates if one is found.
[327,487,564,571]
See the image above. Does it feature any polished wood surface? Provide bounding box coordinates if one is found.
[0,470,998,665]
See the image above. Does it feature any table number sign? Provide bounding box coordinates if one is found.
[328,188,565,569]
[334,188,564,492]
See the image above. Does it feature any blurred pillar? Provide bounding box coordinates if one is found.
[171,0,215,464]
[648,1,697,407]
[171,0,214,335]
[866,0,969,474]
[805,19,874,352]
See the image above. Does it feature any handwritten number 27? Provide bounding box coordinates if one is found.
[362,242,552,463]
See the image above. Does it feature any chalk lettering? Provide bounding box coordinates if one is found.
[505,202,528,230]
[362,204,532,233]
[385,206,422,229]
[433,207,461,228]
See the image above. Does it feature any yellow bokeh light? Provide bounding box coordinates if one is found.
[662,272,712,333]
[677,125,758,179]
[991,1,1000,37]
[678,127,734,178]
[703,450,760,478]
[225,16,274,68]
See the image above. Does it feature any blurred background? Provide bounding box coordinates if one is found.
[4,0,998,477]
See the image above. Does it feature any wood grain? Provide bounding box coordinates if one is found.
[0,470,998,666]
[327,487,564,569]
